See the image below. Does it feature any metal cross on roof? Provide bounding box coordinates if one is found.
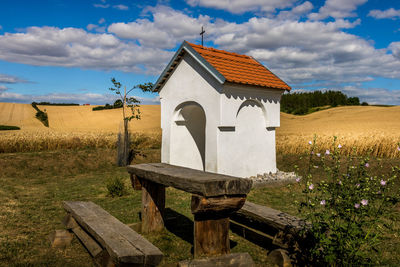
[200,26,205,46]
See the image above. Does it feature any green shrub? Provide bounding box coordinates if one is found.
[0,125,20,130]
[293,137,400,265]
[106,176,126,197]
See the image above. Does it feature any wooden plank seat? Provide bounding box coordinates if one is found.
[63,201,163,267]
[230,201,309,249]
[127,163,252,257]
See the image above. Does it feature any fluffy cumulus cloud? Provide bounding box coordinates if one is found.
[341,86,400,105]
[308,0,367,20]
[277,1,314,20]
[186,0,297,14]
[0,26,172,74]
[0,74,28,84]
[108,6,211,49]
[368,8,400,19]
[1,2,400,104]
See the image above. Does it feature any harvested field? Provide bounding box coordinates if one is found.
[38,104,160,133]
[0,103,44,130]
[1,103,399,157]
[276,106,400,157]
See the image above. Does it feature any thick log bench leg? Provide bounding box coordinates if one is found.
[141,178,166,233]
[191,195,246,258]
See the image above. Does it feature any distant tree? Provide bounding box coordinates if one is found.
[361,102,369,106]
[109,78,154,166]
[347,97,360,105]
[113,99,123,108]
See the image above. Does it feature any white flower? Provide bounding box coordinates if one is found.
[361,199,368,206]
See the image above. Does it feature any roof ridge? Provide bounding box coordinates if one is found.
[187,42,250,59]
[184,41,291,91]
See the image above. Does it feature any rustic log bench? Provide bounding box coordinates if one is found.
[127,163,252,258]
[230,201,308,250]
[63,201,163,267]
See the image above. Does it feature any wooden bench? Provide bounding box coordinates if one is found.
[63,201,163,267]
[230,201,308,249]
[127,163,252,258]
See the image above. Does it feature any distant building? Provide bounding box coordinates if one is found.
[154,41,291,178]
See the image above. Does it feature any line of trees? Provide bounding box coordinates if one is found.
[92,99,123,111]
[281,90,368,115]
[32,102,79,106]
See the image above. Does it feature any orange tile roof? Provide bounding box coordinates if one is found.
[188,42,291,91]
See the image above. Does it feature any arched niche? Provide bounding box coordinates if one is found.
[228,99,271,177]
[170,101,206,171]
[236,99,268,128]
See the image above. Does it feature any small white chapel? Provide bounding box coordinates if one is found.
[153,41,291,178]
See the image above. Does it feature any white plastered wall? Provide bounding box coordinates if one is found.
[159,53,284,178]
[159,53,222,172]
[217,84,283,177]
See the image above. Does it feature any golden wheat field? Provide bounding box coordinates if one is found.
[276,106,400,157]
[1,102,399,156]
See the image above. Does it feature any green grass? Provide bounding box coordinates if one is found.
[0,125,20,131]
[0,149,399,266]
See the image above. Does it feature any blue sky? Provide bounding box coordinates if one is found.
[0,0,400,105]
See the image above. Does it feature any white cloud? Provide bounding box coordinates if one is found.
[0,85,8,92]
[368,8,400,19]
[94,3,109,8]
[113,4,129,10]
[0,74,28,83]
[185,0,297,14]
[277,1,314,20]
[0,26,172,74]
[87,23,106,33]
[341,86,400,105]
[389,42,400,59]
[86,24,97,31]
[98,18,106,24]
[308,0,367,20]
[108,6,211,49]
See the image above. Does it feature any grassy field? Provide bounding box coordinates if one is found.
[1,149,399,266]
[1,103,400,265]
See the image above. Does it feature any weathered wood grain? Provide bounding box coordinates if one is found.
[63,214,103,258]
[178,253,255,267]
[191,195,246,215]
[231,201,307,236]
[63,201,163,266]
[141,179,165,233]
[193,214,230,257]
[49,229,73,249]
[130,174,142,190]
[127,163,252,197]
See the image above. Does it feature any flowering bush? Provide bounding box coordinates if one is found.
[294,136,400,265]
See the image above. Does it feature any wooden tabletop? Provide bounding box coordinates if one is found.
[127,163,252,197]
